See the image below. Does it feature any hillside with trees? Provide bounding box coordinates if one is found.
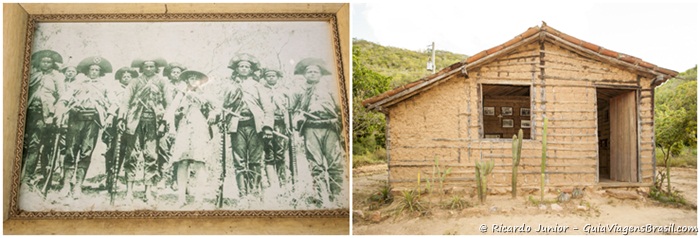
[353,39,468,87]
[655,65,697,161]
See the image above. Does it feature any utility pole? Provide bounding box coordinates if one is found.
[431,42,436,74]
[426,42,436,73]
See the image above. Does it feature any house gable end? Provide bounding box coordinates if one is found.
[363,24,678,112]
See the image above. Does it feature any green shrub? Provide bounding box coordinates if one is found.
[367,185,394,210]
[399,190,424,213]
[447,194,468,210]
[649,186,687,206]
[352,148,387,168]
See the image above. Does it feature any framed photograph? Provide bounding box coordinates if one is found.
[502,119,514,128]
[483,106,495,116]
[521,120,531,128]
[520,108,531,117]
[10,11,349,219]
[484,133,501,139]
[501,107,513,116]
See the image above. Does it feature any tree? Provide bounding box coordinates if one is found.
[353,46,391,155]
[655,66,697,194]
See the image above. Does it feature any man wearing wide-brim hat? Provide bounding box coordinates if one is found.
[102,66,138,198]
[290,57,344,206]
[228,53,261,83]
[119,57,172,204]
[22,49,66,189]
[54,56,117,198]
[260,67,293,191]
[163,62,187,84]
[222,53,274,198]
[159,61,188,191]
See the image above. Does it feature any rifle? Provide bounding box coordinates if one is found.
[287,109,297,187]
[108,120,123,205]
[216,119,227,208]
[41,130,62,198]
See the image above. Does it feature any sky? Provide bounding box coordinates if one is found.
[352,0,699,72]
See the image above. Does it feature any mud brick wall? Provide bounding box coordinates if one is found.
[386,39,655,191]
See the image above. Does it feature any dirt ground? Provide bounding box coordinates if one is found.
[353,164,698,235]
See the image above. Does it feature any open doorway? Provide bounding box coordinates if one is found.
[597,88,639,183]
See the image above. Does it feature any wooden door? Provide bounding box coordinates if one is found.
[609,91,638,182]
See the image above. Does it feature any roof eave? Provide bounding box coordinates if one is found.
[364,62,466,111]
[541,26,678,85]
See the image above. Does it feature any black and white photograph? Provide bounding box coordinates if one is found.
[16,19,349,213]
[483,106,495,116]
[520,107,530,117]
[521,120,531,128]
[502,119,514,128]
[501,106,513,116]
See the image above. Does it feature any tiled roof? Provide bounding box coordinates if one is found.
[363,23,679,110]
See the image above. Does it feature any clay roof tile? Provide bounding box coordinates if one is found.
[600,48,618,58]
[619,54,642,64]
[638,61,656,69]
[521,26,541,39]
[466,50,487,64]
[581,41,600,52]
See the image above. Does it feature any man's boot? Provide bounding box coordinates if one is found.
[236,173,247,197]
[59,167,74,197]
[126,181,134,203]
[251,164,263,198]
[72,168,86,199]
[145,185,155,204]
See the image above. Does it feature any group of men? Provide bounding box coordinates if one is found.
[21,50,345,207]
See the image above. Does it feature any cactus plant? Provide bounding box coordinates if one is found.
[512,129,523,198]
[417,172,421,192]
[540,117,548,202]
[475,158,495,204]
[557,189,571,203]
[434,158,452,197]
[572,187,584,199]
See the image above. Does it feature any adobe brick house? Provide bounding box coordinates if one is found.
[363,23,677,191]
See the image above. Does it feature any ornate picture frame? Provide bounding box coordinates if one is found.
[9,11,349,219]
